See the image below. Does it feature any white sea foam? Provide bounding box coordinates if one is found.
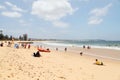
[86,45,119,50]
[33,41,120,50]
[41,41,73,47]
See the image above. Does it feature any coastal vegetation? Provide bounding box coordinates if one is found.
[0,30,28,41]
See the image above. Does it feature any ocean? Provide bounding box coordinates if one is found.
[33,40,120,50]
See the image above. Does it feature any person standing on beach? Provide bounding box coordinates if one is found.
[87,46,91,49]
[28,44,31,49]
[24,43,27,49]
[56,48,58,51]
[83,45,85,49]
[64,47,67,52]
[0,42,3,47]
[80,52,83,56]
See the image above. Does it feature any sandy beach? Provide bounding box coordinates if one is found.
[0,41,120,80]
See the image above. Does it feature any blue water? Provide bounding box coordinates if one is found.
[57,40,120,47]
[34,40,120,50]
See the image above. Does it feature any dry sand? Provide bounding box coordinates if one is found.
[0,42,120,80]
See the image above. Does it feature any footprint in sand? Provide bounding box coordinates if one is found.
[37,78,40,80]
[59,76,66,79]
[8,68,12,71]
[7,75,10,78]
[10,73,14,77]
[28,72,31,76]
[0,74,2,78]
[9,64,12,67]
[80,67,82,70]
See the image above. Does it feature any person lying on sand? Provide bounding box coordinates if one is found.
[95,59,103,65]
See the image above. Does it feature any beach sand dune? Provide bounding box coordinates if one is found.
[0,45,120,80]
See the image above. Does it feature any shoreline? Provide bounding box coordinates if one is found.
[34,40,120,50]
[32,41,120,62]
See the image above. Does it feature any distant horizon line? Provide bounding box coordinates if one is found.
[29,38,120,41]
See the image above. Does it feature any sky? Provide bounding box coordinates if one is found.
[0,0,120,40]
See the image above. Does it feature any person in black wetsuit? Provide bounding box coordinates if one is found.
[33,51,41,57]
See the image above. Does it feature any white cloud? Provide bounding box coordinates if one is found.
[79,0,89,2]
[0,5,6,10]
[5,1,25,12]
[31,0,74,21]
[19,20,30,26]
[90,3,112,17]
[31,0,74,27]
[0,1,26,18]
[5,2,13,7]
[53,21,69,28]
[1,11,22,18]
[23,0,34,3]
[88,17,103,24]
[88,3,112,25]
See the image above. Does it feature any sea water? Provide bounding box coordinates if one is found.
[34,40,120,50]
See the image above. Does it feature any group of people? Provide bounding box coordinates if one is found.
[14,43,31,49]
[56,47,67,52]
[21,43,31,49]
[79,52,104,65]
[83,45,91,49]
